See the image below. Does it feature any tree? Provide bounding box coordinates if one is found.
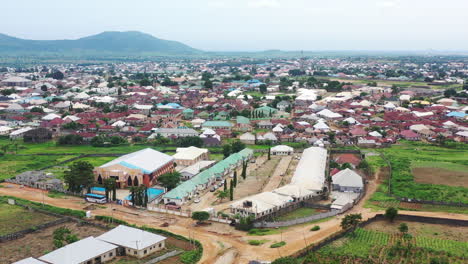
[230,140,245,153]
[64,161,94,193]
[204,79,213,89]
[268,148,271,160]
[229,180,234,201]
[241,160,247,180]
[259,84,267,94]
[48,71,64,80]
[223,144,231,158]
[233,171,237,187]
[385,207,398,222]
[192,211,210,223]
[224,179,227,191]
[139,79,151,86]
[30,107,44,113]
[118,87,122,96]
[40,85,48,91]
[158,171,181,190]
[340,213,362,232]
[398,222,409,235]
[443,88,457,98]
[216,190,229,202]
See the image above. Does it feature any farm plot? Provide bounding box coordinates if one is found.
[411,161,468,188]
[308,227,468,264]
[0,203,59,236]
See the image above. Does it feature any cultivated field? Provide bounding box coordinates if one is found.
[304,221,468,264]
[412,161,468,188]
[363,141,468,206]
[0,203,58,236]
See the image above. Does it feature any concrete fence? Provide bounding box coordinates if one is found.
[144,250,182,264]
[254,209,342,228]
[147,206,231,224]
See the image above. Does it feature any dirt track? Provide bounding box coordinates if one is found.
[1,181,467,264]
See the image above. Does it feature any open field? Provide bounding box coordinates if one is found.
[303,225,468,264]
[0,221,107,263]
[0,154,78,180]
[363,141,468,204]
[411,161,468,188]
[0,203,59,236]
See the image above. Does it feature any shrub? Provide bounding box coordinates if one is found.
[180,250,200,264]
[248,240,267,246]
[270,241,286,248]
[310,225,320,231]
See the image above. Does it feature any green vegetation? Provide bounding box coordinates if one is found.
[0,196,86,218]
[270,241,287,248]
[363,141,468,208]
[248,239,268,246]
[0,202,58,236]
[0,154,77,180]
[310,225,320,231]
[275,208,319,221]
[315,228,467,259]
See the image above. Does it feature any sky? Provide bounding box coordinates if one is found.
[1,0,468,51]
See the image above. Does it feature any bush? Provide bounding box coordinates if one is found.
[271,256,299,264]
[310,225,320,231]
[270,241,286,248]
[0,196,86,218]
[248,240,267,246]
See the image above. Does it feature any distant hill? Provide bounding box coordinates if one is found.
[0,31,199,55]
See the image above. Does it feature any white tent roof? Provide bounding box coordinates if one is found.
[173,146,208,160]
[291,147,327,191]
[271,145,294,152]
[42,113,61,121]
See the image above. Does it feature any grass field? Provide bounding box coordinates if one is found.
[274,208,320,221]
[0,203,58,236]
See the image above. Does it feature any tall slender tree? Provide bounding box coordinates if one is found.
[229,180,234,201]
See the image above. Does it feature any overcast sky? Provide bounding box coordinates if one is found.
[1,0,467,51]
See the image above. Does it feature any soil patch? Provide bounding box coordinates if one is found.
[412,167,468,188]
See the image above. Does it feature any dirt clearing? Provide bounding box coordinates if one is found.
[412,167,468,187]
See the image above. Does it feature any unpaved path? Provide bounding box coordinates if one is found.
[262,156,292,192]
[2,178,467,264]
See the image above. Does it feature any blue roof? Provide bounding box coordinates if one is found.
[447,112,466,118]
[125,188,164,201]
[91,187,106,192]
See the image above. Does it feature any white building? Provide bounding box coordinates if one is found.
[97,225,166,259]
[39,237,118,264]
[173,146,209,166]
[270,145,294,155]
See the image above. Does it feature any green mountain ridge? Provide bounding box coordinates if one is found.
[0,31,199,55]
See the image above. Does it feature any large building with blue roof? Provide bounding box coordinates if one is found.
[94,148,175,188]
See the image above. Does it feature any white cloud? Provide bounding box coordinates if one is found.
[247,0,281,8]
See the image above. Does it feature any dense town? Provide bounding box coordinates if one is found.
[0,56,467,264]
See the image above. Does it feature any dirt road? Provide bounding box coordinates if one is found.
[1,182,467,264]
[262,156,292,192]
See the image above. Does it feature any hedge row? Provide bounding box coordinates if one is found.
[95,215,203,264]
[0,195,86,218]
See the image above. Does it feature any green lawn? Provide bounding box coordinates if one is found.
[275,208,319,221]
[0,203,59,236]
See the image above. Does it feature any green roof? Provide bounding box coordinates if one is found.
[182,108,194,113]
[163,148,253,200]
[236,116,250,124]
[202,121,233,127]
